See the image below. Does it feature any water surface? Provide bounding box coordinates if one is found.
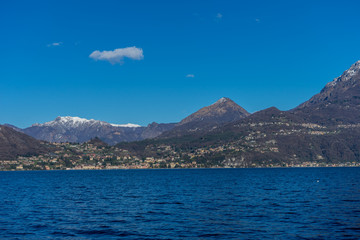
[1,168,360,239]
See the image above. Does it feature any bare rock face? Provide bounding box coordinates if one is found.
[294,60,360,124]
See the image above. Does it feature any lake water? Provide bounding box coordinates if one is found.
[0,168,360,239]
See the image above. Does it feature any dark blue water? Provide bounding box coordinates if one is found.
[1,168,360,239]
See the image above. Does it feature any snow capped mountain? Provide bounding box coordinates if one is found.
[296,60,360,110]
[110,123,141,128]
[22,116,145,144]
[212,97,228,105]
[324,60,360,89]
[22,116,172,144]
[18,98,249,144]
[32,116,141,129]
[294,59,360,124]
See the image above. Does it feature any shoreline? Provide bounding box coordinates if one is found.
[1,165,359,172]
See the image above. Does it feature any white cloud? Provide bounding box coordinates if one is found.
[89,46,144,64]
[47,42,62,47]
[186,74,195,78]
[216,13,223,19]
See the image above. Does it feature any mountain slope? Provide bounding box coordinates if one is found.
[180,97,249,125]
[159,97,250,138]
[0,125,51,160]
[293,60,360,124]
[140,122,177,139]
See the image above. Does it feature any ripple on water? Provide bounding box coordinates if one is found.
[0,168,359,239]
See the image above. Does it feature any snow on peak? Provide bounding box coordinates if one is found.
[56,116,93,123]
[32,116,102,128]
[325,60,360,88]
[342,60,360,79]
[213,97,229,105]
[32,116,141,128]
[110,123,141,128]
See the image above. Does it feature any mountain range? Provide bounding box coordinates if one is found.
[6,97,249,145]
[7,116,174,145]
[2,60,360,166]
[116,60,360,166]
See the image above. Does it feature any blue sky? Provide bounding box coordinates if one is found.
[1,0,360,128]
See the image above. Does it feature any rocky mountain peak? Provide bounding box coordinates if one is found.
[55,116,89,122]
[54,116,98,126]
[296,60,360,110]
[294,59,360,124]
[323,60,360,90]
[157,98,250,138]
[31,116,140,129]
[179,97,249,126]
[213,97,230,105]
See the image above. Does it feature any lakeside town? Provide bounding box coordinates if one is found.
[2,135,360,171]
